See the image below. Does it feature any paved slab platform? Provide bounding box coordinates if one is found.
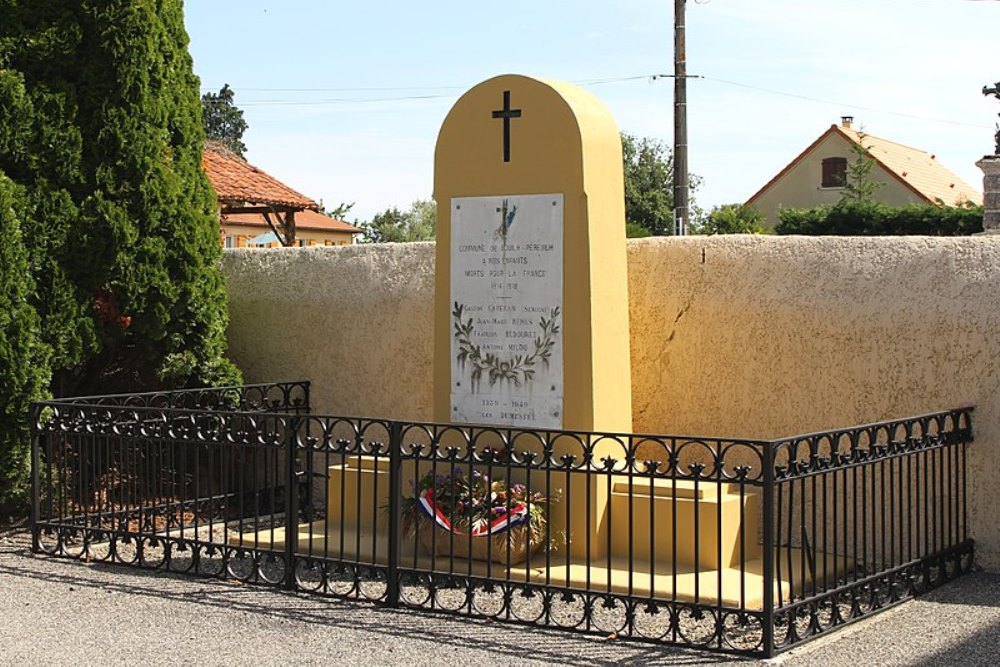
[2,525,998,666]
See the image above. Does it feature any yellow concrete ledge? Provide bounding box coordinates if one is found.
[230,521,846,609]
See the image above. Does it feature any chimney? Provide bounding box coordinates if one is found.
[841,116,854,128]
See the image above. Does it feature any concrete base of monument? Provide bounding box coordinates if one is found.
[320,458,762,568]
[229,457,845,607]
[607,477,761,571]
[228,522,847,609]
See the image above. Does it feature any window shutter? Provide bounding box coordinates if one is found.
[822,158,847,188]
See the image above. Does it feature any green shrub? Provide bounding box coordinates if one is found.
[694,203,768,235]
[775,200,983,236]
[625,222,653,238]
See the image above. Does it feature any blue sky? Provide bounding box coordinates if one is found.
[185,1,999,222]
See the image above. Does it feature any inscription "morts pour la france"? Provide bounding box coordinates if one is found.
[449,194,564,429]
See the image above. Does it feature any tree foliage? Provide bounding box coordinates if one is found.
[775,200,983,236]
[323,201,355,221]
[202,83,248,157]
[841,132,884,203]
[621,133,702,236]
[359,199,436,243]
[0,173,50,515]
[625,222,652,238]
[693,203,768,235]
[622,133,673,236]
[0,0,241,400]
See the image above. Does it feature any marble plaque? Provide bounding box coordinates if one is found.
[450,194,563,428]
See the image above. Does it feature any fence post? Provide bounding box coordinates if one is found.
[284,414,300,591]
[386,421,402,608]
[302,381,312,414]
[30,403,41,553]
[761,440,776,658]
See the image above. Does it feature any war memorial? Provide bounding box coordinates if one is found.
[30,75,996,657]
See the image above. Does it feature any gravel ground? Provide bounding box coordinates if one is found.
[3,525,999,667]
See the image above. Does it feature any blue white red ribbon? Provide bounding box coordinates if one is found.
[418,487,529,536]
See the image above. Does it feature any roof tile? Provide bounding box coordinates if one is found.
[837,126,982,207]
[202,142,319,210]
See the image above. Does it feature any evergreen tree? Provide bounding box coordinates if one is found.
[0,0,240,396]
[841,132,885,203]
[202,83,248,157]
[323,201,355,221]
[0,172,50,515]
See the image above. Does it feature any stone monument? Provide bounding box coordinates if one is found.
[433,74,634,562]
[978,82,1000,234]
[433,74,632,435]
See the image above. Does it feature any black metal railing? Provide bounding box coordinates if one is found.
[51,380,311,413]
[764,409,974,650]
[29,384,973,657]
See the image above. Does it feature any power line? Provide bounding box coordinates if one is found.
[202,75,654,96]
[230,85,465,93]
[206,73,993,131]
[239,93,456,107]
[205,75,665,107]
[701,76,992,130]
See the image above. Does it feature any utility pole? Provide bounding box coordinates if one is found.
[673,0,689,236]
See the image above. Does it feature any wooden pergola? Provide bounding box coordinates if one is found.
[202,141,321,247]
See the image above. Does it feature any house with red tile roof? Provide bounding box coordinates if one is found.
[202,141,361,247]
[747,117,982,228]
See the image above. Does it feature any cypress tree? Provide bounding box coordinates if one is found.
[0,171,50,514]
[0,0,240,397]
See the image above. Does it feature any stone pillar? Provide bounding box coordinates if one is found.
[976,156,1000,234]
[433,75,632,435]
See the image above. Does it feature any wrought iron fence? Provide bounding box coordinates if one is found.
[765,411,974,650]
[30,383,973,657]
[51,380,310,412]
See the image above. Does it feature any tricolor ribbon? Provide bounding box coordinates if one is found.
[418,487,529,537]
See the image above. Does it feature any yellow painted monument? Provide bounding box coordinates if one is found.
[432,74,635,564]
[433,74,632,434]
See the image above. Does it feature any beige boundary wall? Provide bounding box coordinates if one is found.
[222,235,1000,569]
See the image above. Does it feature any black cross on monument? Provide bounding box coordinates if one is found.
[491,90,522,163]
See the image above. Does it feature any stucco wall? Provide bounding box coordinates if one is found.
[752,132,922,226]
[223,243,436,421]
[222,235,1000,568]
